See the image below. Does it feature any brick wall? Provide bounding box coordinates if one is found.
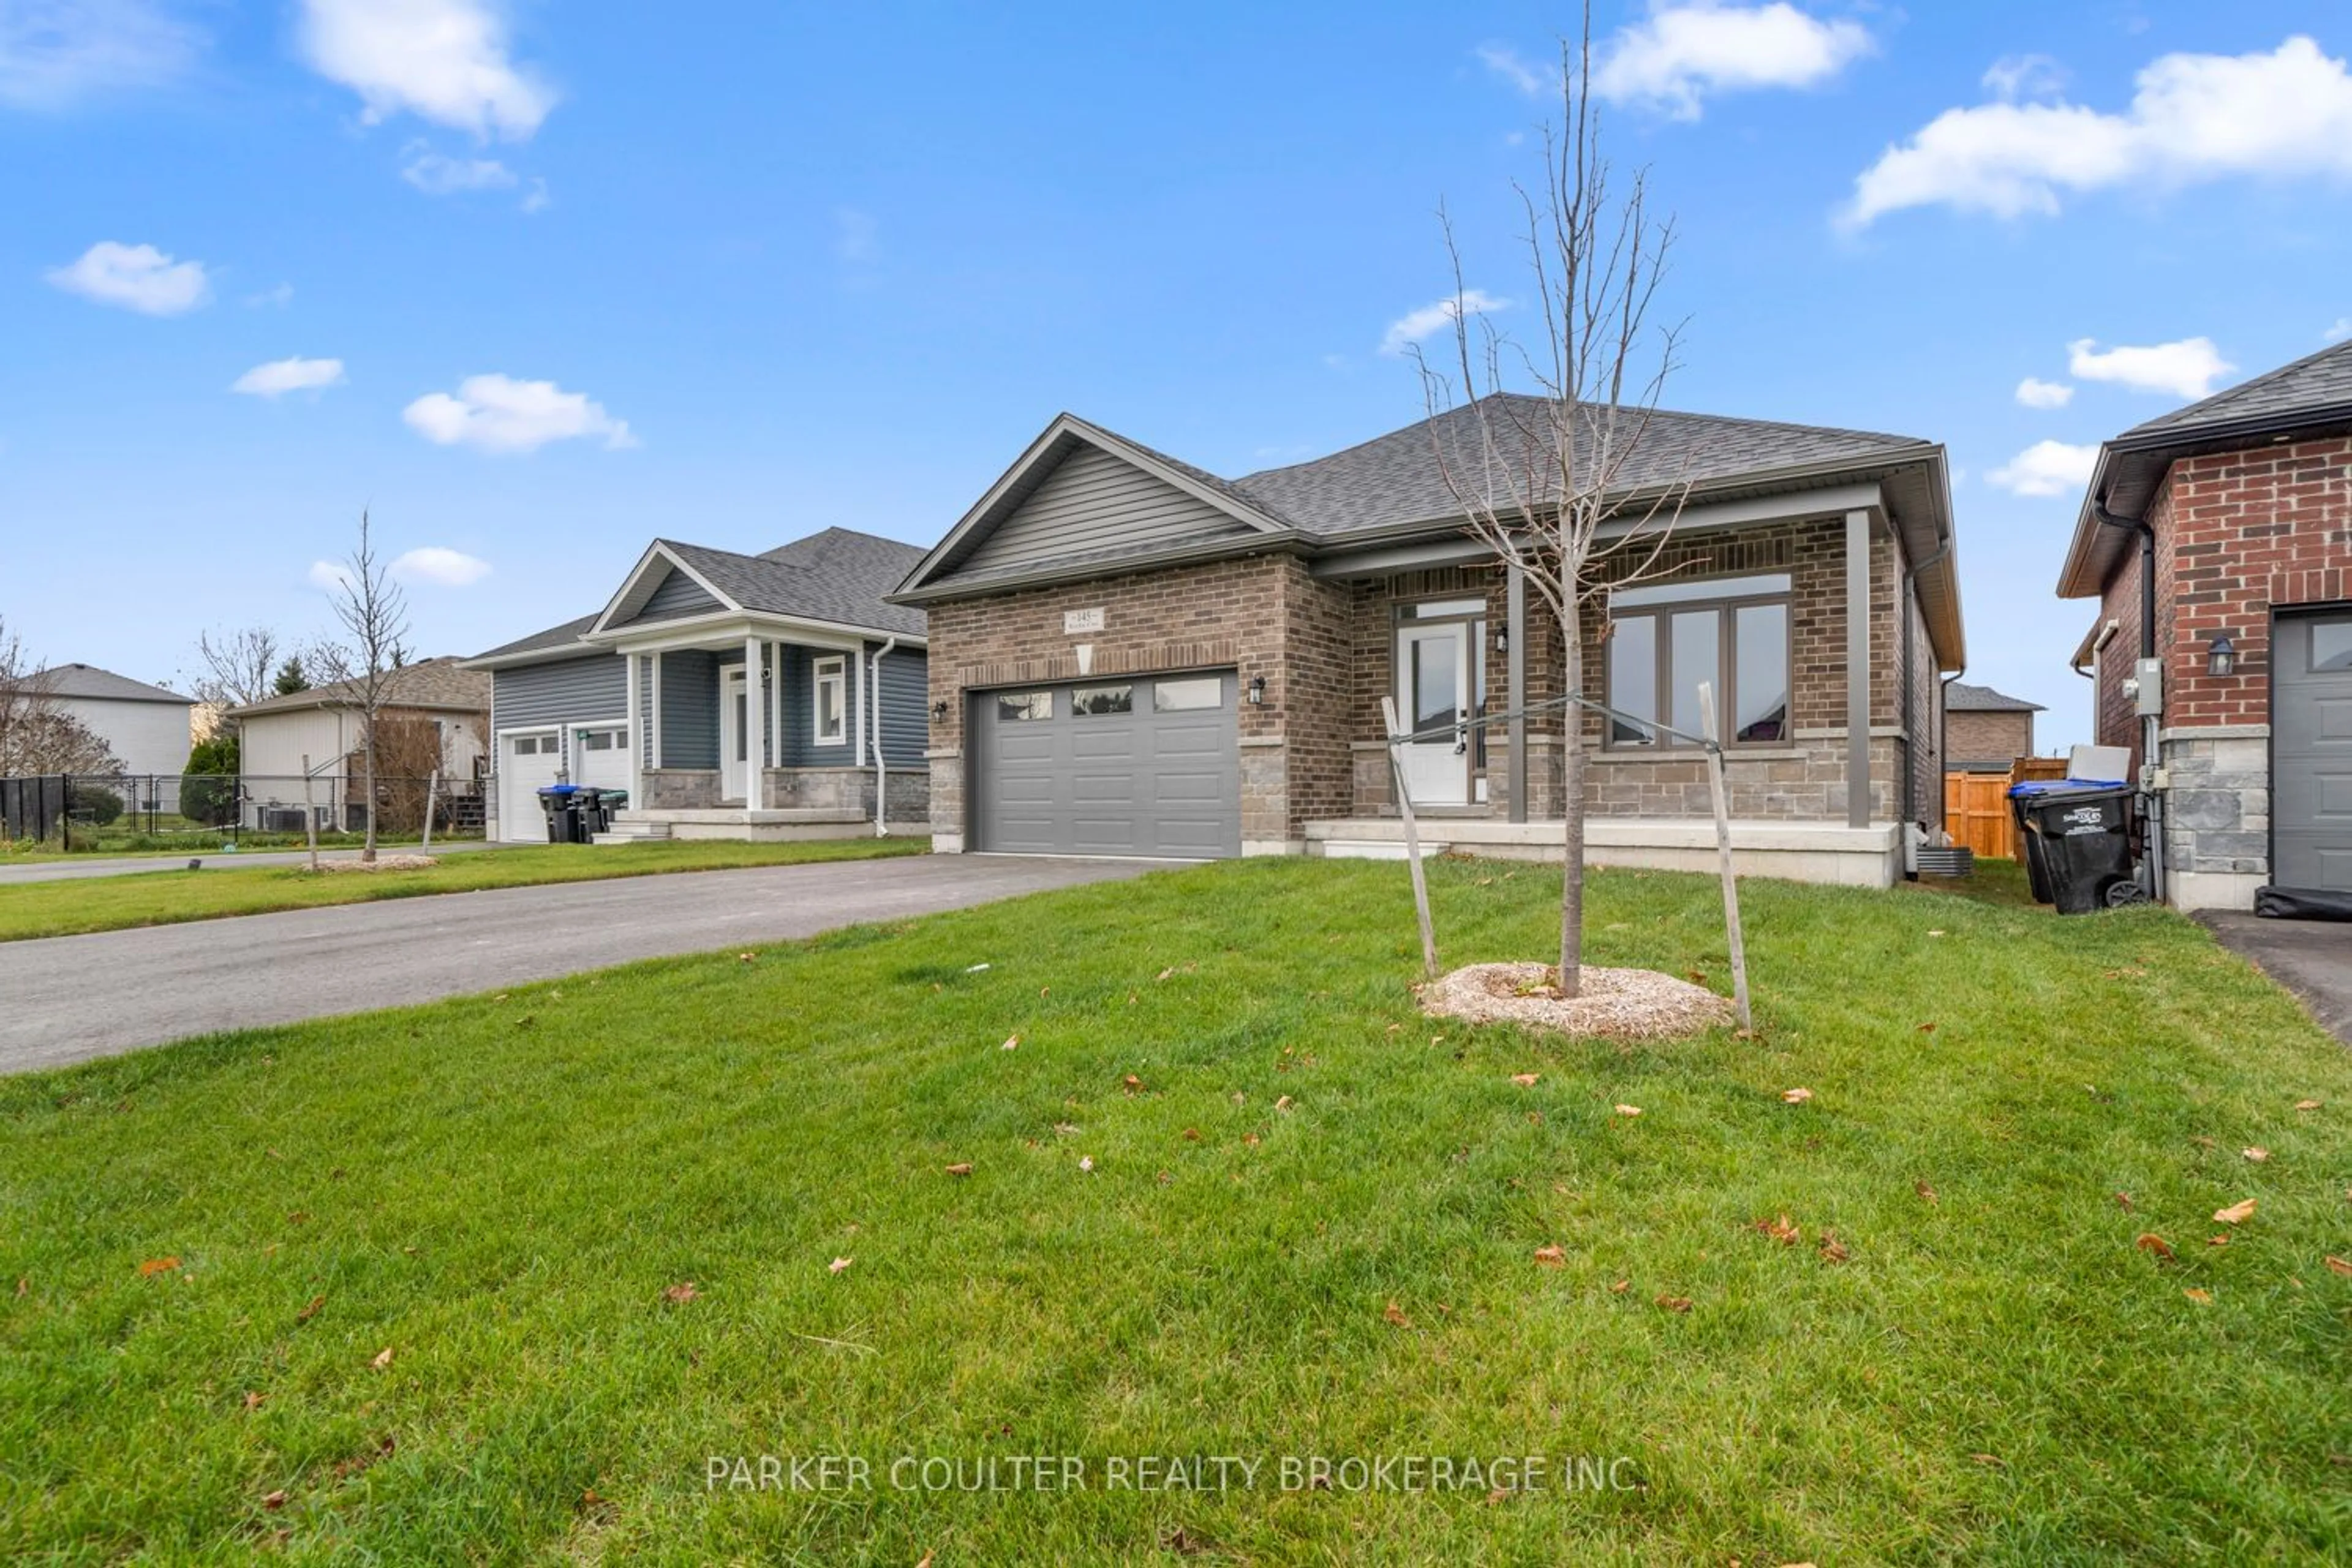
[1945,709,2031,764]
[2092,545,2147,767]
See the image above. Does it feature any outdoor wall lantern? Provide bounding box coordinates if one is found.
[1493,623,1509,654]
[1247,676,1267,706]
[2208,631,2237,679]
[930,699,949,720]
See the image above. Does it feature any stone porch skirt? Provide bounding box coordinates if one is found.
[1303,816,1904,888]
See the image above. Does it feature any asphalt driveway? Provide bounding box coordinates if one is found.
[0,841,495,885]
[2200,910,2352,1046]
[0,854,1157,1075]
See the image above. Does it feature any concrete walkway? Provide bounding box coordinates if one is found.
[0,840,496,885]
[2199,911,2352,1047]
[0,854,1157,1074]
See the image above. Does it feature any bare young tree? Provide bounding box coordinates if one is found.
[0,616,123,776]
[1414,9,1684,996]
[314,511,412,863]
[186,626,285,711]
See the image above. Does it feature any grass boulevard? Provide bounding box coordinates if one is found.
[2,856,2347,1561]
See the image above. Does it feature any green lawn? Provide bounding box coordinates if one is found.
[2,858,2348,1562]
[0,837,930,943]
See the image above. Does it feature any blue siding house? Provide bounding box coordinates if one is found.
[464,528,929,843]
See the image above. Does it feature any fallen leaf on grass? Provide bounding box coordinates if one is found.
[2295,1099,2321,1112]
[1654,1294,1693,1314]
[1078,1156,1095,1174]
[2135,1234,2176,1262]
[297,1294,326,1323]
[262,1489,288,1511]
[1969,1452,2004,1468]
[1485,1487,1510,1504]
[1818,1233,1850,1264]
[1755,1215,1801,1246]
[2243,1147,2271,1163]
[1182,1128,1202,1142]
[1510,1073,1540,1088]
[1275,1095,1294,1113]
[334,1436,395,1480]
[1383,1302,1412,1327]
[1000,1035,1020,1052]
[1781,1087,1813,1104]
[2208,1235,2230,1248]
[1613,1104,1642,1118]
[737,952,756,963]
[1609,1278,1630,1294]
[2214,1199,2258,1226]
[1917,1022,1937,1035]
[1916,1181,1939,1205]
[828,1257,854,1275]
[1532,1245,1566,1268]
[1156,968,1176,982]
[13,1276,24,1297]
[944,1163,973,1177]
[663,1283,699,1303]
[137,1257,180,1277]
[1686,970,1707,985]
[2183,1288,2212,1305]
[243,1390,266,1411]
[1121,1074,1143,1095]
[916,1553,933,1568]
[2115,1193,2135,1212]
[2325,1256,2352,1278]
[369,1347,393,1370]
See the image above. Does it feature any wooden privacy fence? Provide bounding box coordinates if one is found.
[1943,758,2070,862]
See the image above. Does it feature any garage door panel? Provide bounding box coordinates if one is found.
[973,671,1238,858]
[2274,611,2352,890]
[2317,696,2352,742]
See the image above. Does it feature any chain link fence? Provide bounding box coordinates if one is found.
[0,772,486,853]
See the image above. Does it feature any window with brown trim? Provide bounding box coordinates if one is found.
[1604,573,1792,748]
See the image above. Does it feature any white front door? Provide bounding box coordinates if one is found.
[1396,623,1472,806]
[720,668,749,803]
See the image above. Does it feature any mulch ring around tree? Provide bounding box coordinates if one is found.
[1418,961,1733,1040]
[305,854,440,874]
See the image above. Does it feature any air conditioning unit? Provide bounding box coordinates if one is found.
[260,807,309,832]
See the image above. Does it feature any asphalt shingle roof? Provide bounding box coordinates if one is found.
[1231,394,1931,536]
[662,528,927,639]
[19,664,189,704]
[229,657,490,718]
[471,613,600,663]
[2122,338,2352,441]
[1944,680,2043,714]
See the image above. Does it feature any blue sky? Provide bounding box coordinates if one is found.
[7,1,2352,750]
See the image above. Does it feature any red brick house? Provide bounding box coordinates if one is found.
[890,399,1964,886]
[1943,681,2041,772]
[2058,338,2352,911]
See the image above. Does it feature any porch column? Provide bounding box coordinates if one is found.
[744,635,768,807]
[1507,563,1528,824]
[624,651,642,802]
[1845,508,1871,829]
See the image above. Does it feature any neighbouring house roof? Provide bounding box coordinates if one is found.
[15,664,189,705]
[227,657,490,720]
[892,396,1961,666]
[470,528,927,667]
[2058,338,2352,598]
[1943,681,2043,714]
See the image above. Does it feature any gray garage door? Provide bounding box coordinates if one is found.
[2273,610,2352,891]
[971,670,1240,858]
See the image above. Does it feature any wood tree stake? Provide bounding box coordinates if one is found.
[1381,695,1439,981]
[1695,682,1753,1031]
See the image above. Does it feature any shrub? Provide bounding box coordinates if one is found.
[67,783,123,826]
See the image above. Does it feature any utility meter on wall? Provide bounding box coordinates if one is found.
[2132,657,2164,717]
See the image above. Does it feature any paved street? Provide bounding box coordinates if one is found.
[0,854,1156,1074]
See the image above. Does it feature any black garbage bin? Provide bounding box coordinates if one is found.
[2006,781,2062,903]
[537,783,584,844]
[575,787,610,838]
[2016,783,2139,914]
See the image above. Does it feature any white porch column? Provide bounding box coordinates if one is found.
[1845,508,1872,829]
[744,635,767,808]
[624,652,642,802]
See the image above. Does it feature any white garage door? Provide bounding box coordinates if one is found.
[499,731,562,842]
[575,725,631,794]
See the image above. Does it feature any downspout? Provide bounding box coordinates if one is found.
[2093,501,2162,899]
[1899,545,1949,832]
[870,637,899,837]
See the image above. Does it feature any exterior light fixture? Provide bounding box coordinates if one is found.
[1247,676,1267,706]
[2208,632,2236,679]
[930,699,949,720]
[1494,624,1509,654]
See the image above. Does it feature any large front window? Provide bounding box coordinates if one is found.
[1604,573,1791,748]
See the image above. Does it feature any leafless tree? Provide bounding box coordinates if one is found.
[314,511,412,863]
[186,625,285,712]
[1412,8,1685,995]
[0,616,123,775]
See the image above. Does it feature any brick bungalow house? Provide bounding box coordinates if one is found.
[889,398,1963,885]
[2058,337,2352,911]
[1943,681,2041,772]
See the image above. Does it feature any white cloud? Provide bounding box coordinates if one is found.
[2015,376,2074,409]
[1381,288,1509,356]
[401,148,516,193]
[1845,36,2352,228]
[519,176,549,213]
[2067,336,2233,399]
[298,0,554,140]
[307,559,355,594]
[1988,439,2100,497]
[402,373,634,454]
[232,356,347,398]
[0,0,199,108]
[45,239,208,314]
[2325,317,2351,344]
[1476,42,1550,98]
[1981,53,2065,102]
[1593,2,1873,120]
[391,546,491,586]
[245,282,295,308]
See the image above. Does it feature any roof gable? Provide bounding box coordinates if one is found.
[590,542,742,635]
[894,415,1293,598]
[1945,680,2043,713]
[619,564,727,627]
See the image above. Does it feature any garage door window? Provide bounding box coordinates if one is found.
[998,691,1054,722]
[1073,685,1133,715]
[1152,677,1223,712]
[512,735,552,755]
[579,728,624,752]
[2311,622,2352,671]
